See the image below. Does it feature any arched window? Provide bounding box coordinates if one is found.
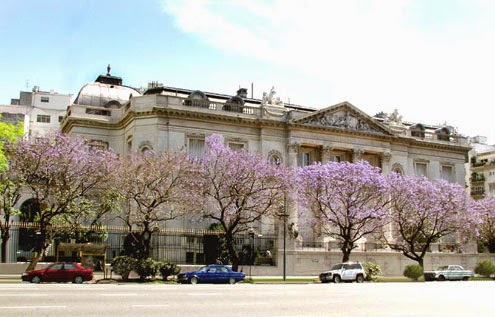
[138,141,154,154]
[18,199,41,257]
[391,163,404,175]
[268,150,283,166]
[184,90,210,108]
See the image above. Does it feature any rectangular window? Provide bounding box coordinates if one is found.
[299,152,311,167]
[489,183,495,195]
[228,142,245,151]
[330,155,341,162]
[36,114,51,123]
[89,140,109,150]
[441,165,454,182]
[188,138,205,158]
[415,162,428,177]
[40,96,49,103]
[58,116,64,122]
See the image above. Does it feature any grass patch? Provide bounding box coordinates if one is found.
[247,277,318,284]
[375,276,423,282]
[470,277,494,281]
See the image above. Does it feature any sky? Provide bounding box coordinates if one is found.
[1,0,495,144]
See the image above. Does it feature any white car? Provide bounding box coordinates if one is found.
[423,265,474,281]
[319,261,367,283]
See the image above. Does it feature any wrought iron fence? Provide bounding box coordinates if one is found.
[1,223,276,266]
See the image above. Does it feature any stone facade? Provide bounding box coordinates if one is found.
[60,74,470,235]
[53,74,486,274]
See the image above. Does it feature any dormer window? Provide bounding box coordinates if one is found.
[410,123,425,138]
[435,127,452,141]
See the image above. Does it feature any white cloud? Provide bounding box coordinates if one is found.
[161,0,495,143]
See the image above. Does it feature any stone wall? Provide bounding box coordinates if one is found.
[247,250,495,277]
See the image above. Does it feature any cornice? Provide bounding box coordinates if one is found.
[62,107,470,154]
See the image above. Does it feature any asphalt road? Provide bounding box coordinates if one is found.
[0,281,492,317]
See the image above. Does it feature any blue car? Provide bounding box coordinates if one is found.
[177,264,245,284]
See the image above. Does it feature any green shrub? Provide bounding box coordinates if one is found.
[158,261,181,281]
[135,258,159,280]
[403,265,423,281]
[111,256,137,281]
[362,261,381,282]
[475,260,495,278]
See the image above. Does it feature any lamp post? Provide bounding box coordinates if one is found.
[248,228,254,280]
[283,195,287,281]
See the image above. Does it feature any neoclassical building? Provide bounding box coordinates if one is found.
[58,71,480,274]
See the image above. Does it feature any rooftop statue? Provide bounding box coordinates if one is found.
[386,109,403,124]
[262,86,284,107]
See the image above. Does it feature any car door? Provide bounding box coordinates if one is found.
[217,266,229,283]
[63,263,78,282]
[204,267,217,283]
[450,266,462,280]
[45,263,65,282]
[341,264,356,280]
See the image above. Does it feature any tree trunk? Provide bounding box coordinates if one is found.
[0,224,10,263]
[26,250,44,271]
[402,250,425,268]
[225,232,240,272]
[26,226,49,272]
[340,240,353,263]
[417,257,424,268]
[487,238,495,253]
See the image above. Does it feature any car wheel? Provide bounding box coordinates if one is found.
[73,276,84,284]
[228,278,236,284]
[31,275,41,284]
[438,275,446,281]
[462,276,469,281]
[333,275,341,283]
[190,277,198,285]
[356,275,364,283]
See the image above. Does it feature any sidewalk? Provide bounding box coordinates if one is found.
[0,272,108,284]
[1,273,319,284]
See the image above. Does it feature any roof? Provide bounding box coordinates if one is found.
[74,75,141,108]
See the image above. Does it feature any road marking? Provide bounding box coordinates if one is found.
[100,293,138,296]
[0,294,46,297]
[0,305,66,309]
[187,293,222,296]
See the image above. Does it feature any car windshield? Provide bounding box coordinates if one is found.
[331,264,343,270]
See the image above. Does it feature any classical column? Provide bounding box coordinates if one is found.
[381,151,392,174]
[352,148,364,162]
[321,145,333,164]
[287,142,300,168]
[284,142,302,251]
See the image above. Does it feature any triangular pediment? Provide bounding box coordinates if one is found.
[292,101,393,135]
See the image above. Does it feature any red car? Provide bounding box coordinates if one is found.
[21,262,93,284]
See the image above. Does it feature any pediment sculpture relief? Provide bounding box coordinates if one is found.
[304,111,377,132]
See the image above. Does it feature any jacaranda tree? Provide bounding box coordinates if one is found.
[9,132,117,270]
[297,160,390,262]
[0,119,24,262]
[114,150,203,259]
[200,134,290,272]
[383,173,474,267]
[471,197,495,253]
